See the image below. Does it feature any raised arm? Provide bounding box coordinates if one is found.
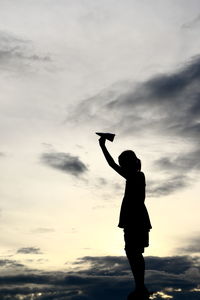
[99,137,126,178]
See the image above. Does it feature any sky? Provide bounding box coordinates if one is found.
[0,0,200,299]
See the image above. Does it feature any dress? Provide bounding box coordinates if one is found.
[118,171,152,252]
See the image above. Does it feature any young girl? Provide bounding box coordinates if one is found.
[99,137,152,298]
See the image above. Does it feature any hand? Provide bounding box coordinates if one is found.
[99,137,106,147]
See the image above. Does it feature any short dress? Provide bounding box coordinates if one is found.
[118,171,152,253]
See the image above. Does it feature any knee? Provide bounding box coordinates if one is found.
[125,247,143,260]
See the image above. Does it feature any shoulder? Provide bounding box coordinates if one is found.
[137,171,145,178]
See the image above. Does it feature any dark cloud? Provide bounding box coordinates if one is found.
[0,258,32,276]
[17,247,42,255]
[41,152,88,177]
[0,255,199,299]
[75,255,200,279]
[146,255,199,275]
[0,259,25,268]
[74,255,130,276]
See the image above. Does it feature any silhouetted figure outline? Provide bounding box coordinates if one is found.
[99,137,152,299]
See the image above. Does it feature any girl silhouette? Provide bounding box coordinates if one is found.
[99,137,152,298]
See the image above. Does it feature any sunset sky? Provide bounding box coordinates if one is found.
[0,0,200,299]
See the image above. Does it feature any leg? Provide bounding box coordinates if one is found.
[125,248,145,291]
[124,228,150,298]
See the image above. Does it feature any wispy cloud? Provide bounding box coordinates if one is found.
[17,247,42,255]
[41,151,88,177]
[148,149,200,196]
[176,234,200,255]
[182,14,200,29]
[155,150,200,173]
[0,30,51,72]
[147,175,189,197]
[31,228,55,234]
[0,259,24,268]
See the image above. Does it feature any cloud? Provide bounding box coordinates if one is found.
[94,177,123,194]
[176,234,200,254]
[182,14,200,29]
[0,30,51,72]
[146,255,199,275]
[31,228,55,234]
[41,152,88,177]
[148,148,200,196]
[92,205,105,210]
[17,247,42,255]
[147,175,189,197]
[73,255,130,276]
[0,259,24,268]
[0,258,32,276]
[155,150,200,173]
[0,255,199,299]
[67,56,200,196]
[68,56,200,142]
[97,177,108,186]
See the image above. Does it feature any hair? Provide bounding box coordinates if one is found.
[118,150,141,172]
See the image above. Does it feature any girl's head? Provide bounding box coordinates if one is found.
[118,150,141,172]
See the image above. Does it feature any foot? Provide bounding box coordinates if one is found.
[127,286,150,299]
